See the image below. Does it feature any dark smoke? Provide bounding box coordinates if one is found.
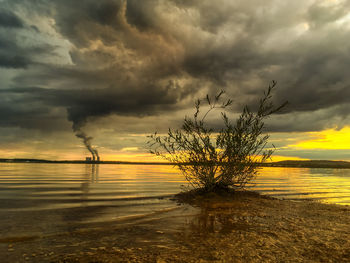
[68,106,100,160]
[93,149,99,160]
[74,128,99,160]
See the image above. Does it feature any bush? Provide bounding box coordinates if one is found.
[147,81,287,192]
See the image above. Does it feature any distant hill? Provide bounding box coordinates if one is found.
[0,158,350,169]
[264,160,350,169]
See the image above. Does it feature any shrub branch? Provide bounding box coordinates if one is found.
[147,81,287,192]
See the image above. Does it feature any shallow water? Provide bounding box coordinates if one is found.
[253,167,350,205]
[0,163,349,240]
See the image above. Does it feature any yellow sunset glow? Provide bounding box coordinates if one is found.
[291,126,350,150]
[268,155,308,162]
[102,153,167,162]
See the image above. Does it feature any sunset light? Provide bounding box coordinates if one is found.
[292,126,350,150]
[1,1,350,262]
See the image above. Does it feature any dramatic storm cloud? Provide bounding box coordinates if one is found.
[1,0,350,160]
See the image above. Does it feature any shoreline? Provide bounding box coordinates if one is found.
[1,159,350,169]
[2,191,350,262]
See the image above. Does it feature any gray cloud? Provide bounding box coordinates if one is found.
[0,30,31,69]
[0,54,30,69]
[1,0,350,138]
[0,14,56,69]
[0,8,29,68]
[0,8,23,28]
[0,82,185,131]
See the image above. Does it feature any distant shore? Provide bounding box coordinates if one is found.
[0,158,170,166]
[1,158,350,169]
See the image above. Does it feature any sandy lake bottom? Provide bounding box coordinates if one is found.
[1,191,350,262]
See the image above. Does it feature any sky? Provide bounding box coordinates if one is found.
[0,0,350,161]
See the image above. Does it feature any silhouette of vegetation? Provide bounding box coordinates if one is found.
[148,81,287,192]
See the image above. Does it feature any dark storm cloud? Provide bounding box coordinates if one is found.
[0,26,30,69]
[0,82,184,131]
[0,8,32,68]
[0,8,23,28]
[0,87,69,131]
[0,54,30,68]
[0,7,55,69]
[1,0,350,134]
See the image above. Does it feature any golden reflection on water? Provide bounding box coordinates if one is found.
[254,167,350,205]
[0,163,349,214]
[0,163,350,253]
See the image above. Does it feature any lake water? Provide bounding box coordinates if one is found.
[0,163,350,240]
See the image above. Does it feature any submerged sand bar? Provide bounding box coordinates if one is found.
[1,191,349,262]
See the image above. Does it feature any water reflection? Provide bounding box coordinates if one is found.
[253,167,350,205]
[187,205,254,236]
[61,164,106,224]
[80,164,99,206]
[0,164,350,240]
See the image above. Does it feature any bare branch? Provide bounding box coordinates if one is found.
[147,81,286,192]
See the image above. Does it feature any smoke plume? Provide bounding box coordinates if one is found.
[74,126,99,161]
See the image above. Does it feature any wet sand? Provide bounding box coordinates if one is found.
[2,191,350,262]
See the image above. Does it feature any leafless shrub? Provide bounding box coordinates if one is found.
[148,81,287,192]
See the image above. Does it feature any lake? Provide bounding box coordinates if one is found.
[0,163,349,240]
